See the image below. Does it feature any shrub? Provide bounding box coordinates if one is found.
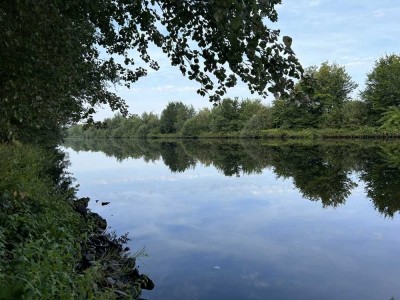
[0,144,96,298]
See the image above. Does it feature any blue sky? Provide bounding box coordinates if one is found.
[96,0,400,120]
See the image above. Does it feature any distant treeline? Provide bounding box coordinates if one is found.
[68,57,400,139]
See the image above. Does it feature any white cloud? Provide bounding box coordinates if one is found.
[343,57,375,68]
[130,85,198,93]
[372,10,385,18]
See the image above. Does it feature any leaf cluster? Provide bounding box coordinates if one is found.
[0,0,303,142]
[362,54,400,120]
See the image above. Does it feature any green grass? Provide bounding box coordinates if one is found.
[0,143,138,299]
[261,127,400,139]
[68,125,400,141]
[0,143,95,298]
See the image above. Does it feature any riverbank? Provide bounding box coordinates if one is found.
[0,143,153,299]
[261,127,400,139]
[68,126,400,140]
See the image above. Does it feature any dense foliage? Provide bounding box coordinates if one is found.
[0,0,303,142]
[68,98,275,138]
[272,62,358,129]
[0,143,151,299]
[362,54,400,125]
[68,57,400,138]
[0,144,93,298]
[160,102,195,134]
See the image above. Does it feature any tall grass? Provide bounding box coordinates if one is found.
[0,143,117,299]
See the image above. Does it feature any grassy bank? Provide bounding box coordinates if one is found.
[261,127,400,139]
[68,125,400,140]
[0,143,151,299]
[145,132,241,139]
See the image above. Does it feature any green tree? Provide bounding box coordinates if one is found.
[0,0,302,142]
[272,73,321,128]
[126,115,145,137]
[0,1,128,142]
[272,62,357,128]
[181,108,212,138]
[136,112,160,138]
[240,106,274,137]
[362,54,400,124]
[210,98,241,132]
[314,62,358,127]
[341,100,369,128]
[160,102,195,134]
[314,62,358,106]
[67,125,84,138]
[238,99,267,129]
[109,115,129,138]
[379,107,400,130]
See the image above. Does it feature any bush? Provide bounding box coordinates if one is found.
[180,108,211,138]
[0,144,97,298]
[240,107,274,138]
[379,107,400,130]
[341,100,369,128]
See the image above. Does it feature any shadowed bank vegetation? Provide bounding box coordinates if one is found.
[0,143,154,299]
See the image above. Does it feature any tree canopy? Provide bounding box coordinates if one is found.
[362,54,400,123]
[160,102,195,134]
[272,62,358,128]
[0,0,303,142]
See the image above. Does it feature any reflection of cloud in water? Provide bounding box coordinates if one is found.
[242,272,271,289]
[65,143,400,300]
[372,232,384,240]
[91,173,214,185]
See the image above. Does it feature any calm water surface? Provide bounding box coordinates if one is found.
[64,139,400,300]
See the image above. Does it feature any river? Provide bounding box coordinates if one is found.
[63,139,400,300]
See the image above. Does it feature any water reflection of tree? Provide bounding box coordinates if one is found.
[159,142,196,173]
[183,140,265,176]
[64,138,400,216]
[64,138,161,162]
[270,144,357,207]
[360,144,400,217]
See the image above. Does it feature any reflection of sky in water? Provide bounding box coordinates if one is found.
[66,149,400,300]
